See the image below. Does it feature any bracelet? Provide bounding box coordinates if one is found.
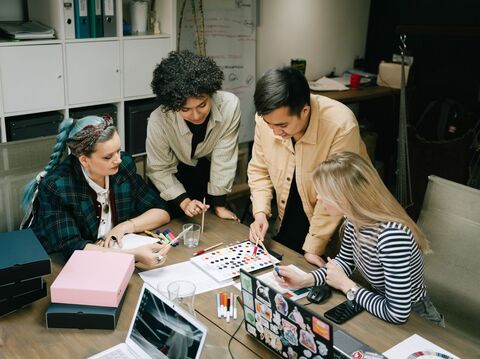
[128,219,137,233]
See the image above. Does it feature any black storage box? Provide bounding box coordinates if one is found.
[6,111,64,141]
[0,279,47,317]
[0,229,51,285]
[125,99,158,155]
[0,277,43,299]
[46,294,125,330]
[70,104,118,125]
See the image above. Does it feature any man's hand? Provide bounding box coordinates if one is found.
[304,252,326,267]
[180,198,209,217]
[214,206,240,222]
[249,212,269,243]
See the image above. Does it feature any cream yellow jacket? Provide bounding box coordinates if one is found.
[248,95,368,255]
[146,91,240,201]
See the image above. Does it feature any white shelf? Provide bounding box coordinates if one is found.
[0,0,177,146]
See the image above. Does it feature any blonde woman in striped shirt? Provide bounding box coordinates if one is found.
[275,152,444,325]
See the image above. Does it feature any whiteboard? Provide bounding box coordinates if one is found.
[177,0,257,143]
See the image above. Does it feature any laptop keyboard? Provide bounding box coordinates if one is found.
[97,348,132,359]
[333,348,351,359]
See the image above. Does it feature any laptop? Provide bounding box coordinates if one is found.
[88,283,207,359]
[239,269,385,359]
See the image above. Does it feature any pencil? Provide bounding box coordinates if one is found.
[192,242,223,256]
[201,197,206,233]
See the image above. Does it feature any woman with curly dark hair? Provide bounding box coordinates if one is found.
[146,50,241,221]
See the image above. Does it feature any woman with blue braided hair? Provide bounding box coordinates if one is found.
[21,115,171,268]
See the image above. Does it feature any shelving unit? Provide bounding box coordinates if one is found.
[0,0,176,147]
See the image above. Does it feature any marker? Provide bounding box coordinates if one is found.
[192,242,223,256]
[226,297,230,323]
[156,230,171,244]
[216,293,221,318]
[233,295,237,320]
[144,230,166,243]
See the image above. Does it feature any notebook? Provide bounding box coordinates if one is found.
[239,269,385,359]
[88,283,207,359]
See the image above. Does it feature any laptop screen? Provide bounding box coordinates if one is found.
[127,285,206,359]
[240,269,334,359]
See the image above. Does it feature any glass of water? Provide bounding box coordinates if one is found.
[183,223,201,248]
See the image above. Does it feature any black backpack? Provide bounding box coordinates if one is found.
[415,98,466,141]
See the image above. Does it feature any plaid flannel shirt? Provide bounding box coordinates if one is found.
[31,152,167,260]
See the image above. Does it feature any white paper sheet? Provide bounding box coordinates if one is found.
[234,264,310,301]
[114,233,157,250]
[383,334,459,359]
[139,261,235,297]
[308,76,349,91]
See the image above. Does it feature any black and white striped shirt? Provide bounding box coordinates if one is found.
[312,220,427,323]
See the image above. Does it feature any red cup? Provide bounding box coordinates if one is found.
[350,73,361,90]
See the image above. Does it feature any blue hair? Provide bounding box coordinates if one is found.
[21,115,111,213]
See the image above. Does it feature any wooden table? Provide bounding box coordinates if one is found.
[312,85,399,105]
[1,213,479,358]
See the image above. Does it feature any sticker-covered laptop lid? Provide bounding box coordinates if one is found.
[240,268,334,359]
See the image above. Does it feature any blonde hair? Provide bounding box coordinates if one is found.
[313,152,431,253]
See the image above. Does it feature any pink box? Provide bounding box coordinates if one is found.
[51,251,134,307]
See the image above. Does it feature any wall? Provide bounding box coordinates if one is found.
[256,0,371,80]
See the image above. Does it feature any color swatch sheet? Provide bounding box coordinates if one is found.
[190,241,280,282]
[383,334,459,359]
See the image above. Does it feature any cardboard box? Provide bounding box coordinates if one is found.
[0,279,47,317]
[46,293,126,330]
[0,277,43,299]
[51,251,134,307]
[0,229,51,285]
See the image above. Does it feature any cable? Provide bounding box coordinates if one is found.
[227,318,245,359]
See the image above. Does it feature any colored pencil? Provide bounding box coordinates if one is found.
[192,242,223,256]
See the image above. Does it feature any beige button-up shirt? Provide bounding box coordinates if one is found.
[146,91,241,201]
[248,95,368,255]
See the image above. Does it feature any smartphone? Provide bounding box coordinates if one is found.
[324,300,363,324]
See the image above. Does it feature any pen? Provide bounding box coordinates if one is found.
[192,242,223,256]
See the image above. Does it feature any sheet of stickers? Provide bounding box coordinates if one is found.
[190,241,279,282]
[240,269,334,359]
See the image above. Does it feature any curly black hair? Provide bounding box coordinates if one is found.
[151,50,224,112]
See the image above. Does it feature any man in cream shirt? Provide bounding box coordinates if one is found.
[248,67,369,266]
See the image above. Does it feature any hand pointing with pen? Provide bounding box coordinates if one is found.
[249,212,269,243]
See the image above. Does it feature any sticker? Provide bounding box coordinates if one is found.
[283,352,289,358]
[299,329,317,353]
[312,316,330,341]
[255,281,271,306]
[275,293,289,315]
[260,316,270,328]
[287,347,299,359]
[352,350,364,359]
[244,307,256,326]
[265,328,283,352]
[246,323,257,336]
[242,290,254,309]
[240,272,253,293]
[255,313,265,333]
[303,349,312,358]
[288,306,306,329]
[273,311,282,326]
[316,341,328,356]
[270,324,279,335]
[255,300,272,322]
[282,318,298,346]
